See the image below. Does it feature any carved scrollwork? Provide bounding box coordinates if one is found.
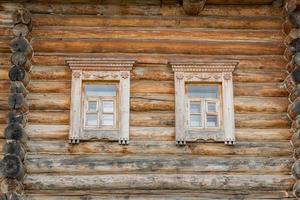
[176,73,184,80]
[121,71,129,79]
[73,71,81,78]
[223,73,232,80]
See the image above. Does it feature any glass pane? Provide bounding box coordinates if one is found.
[86,84,116,97]
[207,115,218,127]
[190,103,201,114]
[188,85,218,98]
[207,102,217,112]
[86,114,98,126]
[87,101,97,111]
[102,114,114,126]
[103,101,114,113]
[190,115,202,127]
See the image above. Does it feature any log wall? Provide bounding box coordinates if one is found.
[0,1,294,199]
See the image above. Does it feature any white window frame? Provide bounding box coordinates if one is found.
[66,58,135,145]
[170,61,238,145]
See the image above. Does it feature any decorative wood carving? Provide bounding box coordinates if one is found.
[170,61,238,145]
[66,58,135,145]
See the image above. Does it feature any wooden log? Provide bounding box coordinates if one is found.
[32,14,282,29]
[289,38,300,53]
[294,52,300,66]
[11,52,32,72]
[272,0,283,8]
[0,193,22,200]
[10,81,28,96]
[8,93,29,113]
[24,174,293,191]
[25,155,293,174]
[9,36,33,59]
[290,10,300,28]
[4,123,25,141]
[288,98,300,119]
[6,111,27,127]
[294,180,300,198]
[1,155,24,180]
[3,142,25,161]
[292,160,300,179]
[182,0,206,16]
[0,178,24,196]
[12,9,31,25]
[28,140,292,156]
[8,66,30,86]
[31,38,284,55]
[12,23,30,37]
[291,130,300,147]
[292,68,300,83]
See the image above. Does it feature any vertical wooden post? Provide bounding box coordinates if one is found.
[174,72,186,145]
[119,71,130,144]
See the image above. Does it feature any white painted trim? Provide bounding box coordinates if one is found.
[170,61,238,145]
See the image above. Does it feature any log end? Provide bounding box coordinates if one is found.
[3,142,25,161]
[0,178,24,196]
[4,123,26,141]
[294,180,300,198]
[1,155,25,180]
[182,0,206,16]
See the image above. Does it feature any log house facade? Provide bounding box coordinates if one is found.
[0,0,298,199]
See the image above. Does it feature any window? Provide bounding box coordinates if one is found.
[66,58,135,144]
[83,84,117,129]
[170,61,238,145]
[187,84,221,129]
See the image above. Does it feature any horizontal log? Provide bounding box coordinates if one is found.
[0,110,290,128]
[0,54,285,70]
[23,192,294,200]
[0,67,287,85]
[24,174,293,191]
[27,140,292,156]
[32,14,283,29]
[0,124,291,141]
[25,27,284,42]
[25,155,293,174]
[0,3,282,16]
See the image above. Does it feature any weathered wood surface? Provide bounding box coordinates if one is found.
[0,125,292,141]
[23,192,294,200]
[0,3,282,16]
[25,155,293,174]
[25,140,292,156]
[24,174,294,191]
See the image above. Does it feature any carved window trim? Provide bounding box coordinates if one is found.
[66,58,135,144]
[170,61,238,145]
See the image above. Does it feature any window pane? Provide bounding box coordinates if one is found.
[86,85,116,97]
[103,101,114,113]
[207,115,218,127]
[190,115,202,127]
[190,103,201,114]
[86,114,98,126]
[207,102,217,112]
[102,114,114,126]
[188,85,218,98]
[87,101,97,111]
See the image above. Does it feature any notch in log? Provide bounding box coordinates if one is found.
[11,52,32,72]
[10,36,33,59]
[9,66,30,86]
[12,9,31,25]
[0,155,25,180]
[182,0,206,16]
[8,93,29,113]
[4,123,26,141]
[289,38,300,53]
[293,160,300,179]
[3,142,25,161]
[6,111,27,127]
